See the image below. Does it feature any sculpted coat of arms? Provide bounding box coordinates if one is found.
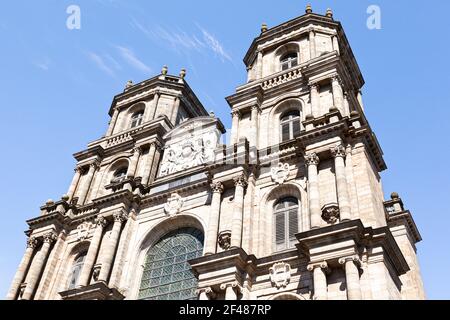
[269,262,292,289]
[164,193,184,217]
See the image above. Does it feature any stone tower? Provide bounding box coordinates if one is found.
[7,7,425,300]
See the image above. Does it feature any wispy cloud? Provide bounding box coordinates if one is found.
[86,51,117,77]
[198,26,232,62]
[130,18,232,63]
[34,57,52,71]
[115,45,152,74]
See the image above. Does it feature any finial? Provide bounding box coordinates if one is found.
[46,199,54,206]
[391,192,399,200]
[161,65,168,75]
[61,194,70,202]
[326,8,333,18]
[125,80,133,89]
[209,110,215,117]
[179,68,186,79]
[305,4,312,14]
[261,23,268,33]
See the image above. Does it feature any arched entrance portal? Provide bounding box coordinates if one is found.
[138,227,204,300]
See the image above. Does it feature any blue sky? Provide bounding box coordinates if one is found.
[0,0,449,299]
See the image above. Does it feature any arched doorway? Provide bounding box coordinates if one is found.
[137,227,204,300]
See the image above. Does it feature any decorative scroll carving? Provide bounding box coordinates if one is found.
[76,222,92,242]
[159,121,221,177]
[270,262,292,289]
[271,163,290,184]
[321,203,340,224]
[164,193,184,217]
[218,230,231,250]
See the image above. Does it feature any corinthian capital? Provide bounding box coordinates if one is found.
[113,211,128,223]
[94,216,108,228]
[231,110,241,119]
[210,182,224,194]
[233,175,248,188]
[304,153,320,166]
[27,237,38,249]
[331,144,346,158]
[43,232,57,244]
[133,146,142,155]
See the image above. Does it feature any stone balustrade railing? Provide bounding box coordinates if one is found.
[262,67,302,90]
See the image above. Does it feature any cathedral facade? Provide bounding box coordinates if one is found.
[7,7,425,300]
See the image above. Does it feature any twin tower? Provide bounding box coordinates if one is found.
[8,6,425,300]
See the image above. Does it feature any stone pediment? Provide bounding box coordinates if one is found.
[159,116,225,178]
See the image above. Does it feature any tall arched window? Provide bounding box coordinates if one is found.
[280,52,298,71]
[274,197,299,252]
[280,110,301,142]
[131,111,144,128]
[111,167,128,184]
[68,252,87,290]
[138,228,204,300]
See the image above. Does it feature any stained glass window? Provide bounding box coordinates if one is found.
[138,228,204,300]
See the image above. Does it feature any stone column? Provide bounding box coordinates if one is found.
[6,237,38,300]
[332,76,344,115]
[307,262,328,300]
[78,216,108,287]
[171,97,181,125]
[205,182,224,255]
[149,92,161,121]
[305,153,321,229]
[250,106,259,149]
[98,212,128,284]
[257,51,263,79]
[230,110,240,145]
[309,30,316,59]
[67,167,82,202]
[142,143,157,185]
[231,175,247,248]
[309,84,320,118]
[106,108,120,137]
[332,35,340,54]
[339,256,362,300]
[343,92,349,117]
[127,146,142,179]
[331,145,351,221]
[22,232,57,300]
[77,162,99,206]
[357,90,365,111]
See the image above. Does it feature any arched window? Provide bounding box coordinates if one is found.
[280,110,301,142]
[111,167,128,184]
[131,111,144,128]
[280,52,298,71]
[274,197,299,252]
[68,252,87,290]
[138,228,204,300]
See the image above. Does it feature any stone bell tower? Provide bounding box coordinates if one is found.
[189,5,425,300]
[7,5,425,301]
